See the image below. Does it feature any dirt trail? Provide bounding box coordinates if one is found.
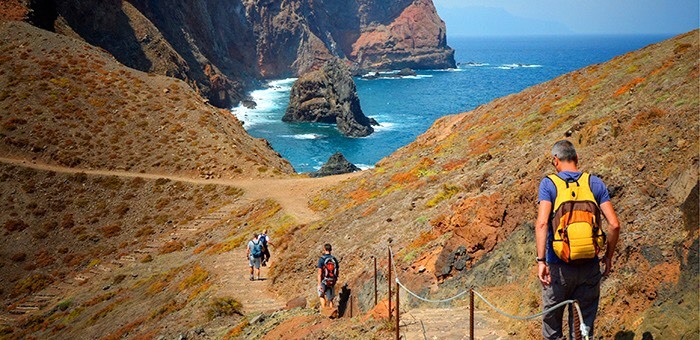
[401,306,508,340]
[0,157,361,224]
[0,156,359,325]
[211,249,285,314]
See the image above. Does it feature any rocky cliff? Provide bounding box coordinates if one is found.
[7,0,454,108]
[284,59,376,137]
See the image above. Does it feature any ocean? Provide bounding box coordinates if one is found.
[232,35,673,173]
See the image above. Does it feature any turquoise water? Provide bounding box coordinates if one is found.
[232,35,672,173]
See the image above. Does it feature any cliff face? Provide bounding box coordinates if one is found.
[14,0,454,108]
[351,0,455,70]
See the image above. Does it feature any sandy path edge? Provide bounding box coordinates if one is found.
[0,157,363,224]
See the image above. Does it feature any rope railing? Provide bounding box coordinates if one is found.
[387,246,590,339]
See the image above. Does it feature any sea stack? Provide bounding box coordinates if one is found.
[310,152,361,178]
[284,58,376,137]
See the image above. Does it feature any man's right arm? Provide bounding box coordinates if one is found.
[600,201,620,276]
[536,200,552,286]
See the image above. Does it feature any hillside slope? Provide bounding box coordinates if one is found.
[0,21,293,178]
[271,31,699,338]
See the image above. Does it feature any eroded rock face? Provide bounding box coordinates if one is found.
[20,0,454,108]
[284,59,375,137]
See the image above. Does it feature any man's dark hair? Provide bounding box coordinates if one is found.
[253,233,258,239]
[551,140,578,163]
[324,243,332,252]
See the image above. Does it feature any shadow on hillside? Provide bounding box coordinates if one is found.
[338,284,352,317]
[55,1,153,71]
[615,331,654,339]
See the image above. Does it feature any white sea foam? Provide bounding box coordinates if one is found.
[381,74,433,80]
[498,64,543,69]
[403,74,433,79]
[281,133,327,140]
[460,62,490,67]
[355,164,375,170]
[360,70,435,80]
[231,78,297,128]
[371,121,396,132]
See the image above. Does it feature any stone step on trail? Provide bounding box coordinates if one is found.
[15,304,41,311]
[197,217,222,221]
[74,274,90,282]
[120,255,137,262]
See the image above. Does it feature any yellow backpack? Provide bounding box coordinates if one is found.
[548,173,607,263]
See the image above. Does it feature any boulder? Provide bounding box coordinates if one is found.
[398,68,417,76]
[285,296,307,310]
[310,152,361,178]
[320,306,339,319]
[284,59,375,137]
[241,100,257,109]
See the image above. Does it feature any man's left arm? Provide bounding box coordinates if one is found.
[600,201,620,276]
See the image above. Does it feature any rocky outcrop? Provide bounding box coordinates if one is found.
[17,0,454,108]
[310,152,361,178]
[284,59,376,137]
[351,0,455,71]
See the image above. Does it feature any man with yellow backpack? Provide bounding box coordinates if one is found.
[536,140,621,339]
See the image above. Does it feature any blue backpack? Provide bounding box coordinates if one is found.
[251,240,263,258]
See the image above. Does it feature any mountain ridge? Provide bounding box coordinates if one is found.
[3,0,455,108]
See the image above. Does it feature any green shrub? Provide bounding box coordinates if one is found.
[426,184,460,207]
[207,297,243,319]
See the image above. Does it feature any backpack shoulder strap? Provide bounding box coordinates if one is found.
[576,173,598,206]
[547,174,569,211]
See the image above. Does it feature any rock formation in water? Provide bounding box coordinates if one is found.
[12,0,454,108]
[310,152,361,177]
[284,59,376,137]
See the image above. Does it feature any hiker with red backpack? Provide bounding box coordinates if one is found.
[536,140,621,339]
[246,233,264,281]
[317,243,339,309]
[259,229,274,266]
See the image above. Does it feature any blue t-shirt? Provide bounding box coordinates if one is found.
[317,254,337,269]
[538,171,610,264]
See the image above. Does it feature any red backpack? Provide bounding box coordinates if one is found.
[321,256,339,286]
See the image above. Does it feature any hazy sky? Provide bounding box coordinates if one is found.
[433,0,700,36]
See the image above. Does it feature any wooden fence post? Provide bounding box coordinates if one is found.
[470,289,474,340]
[388,247,392,320]
[395,281,400,340]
